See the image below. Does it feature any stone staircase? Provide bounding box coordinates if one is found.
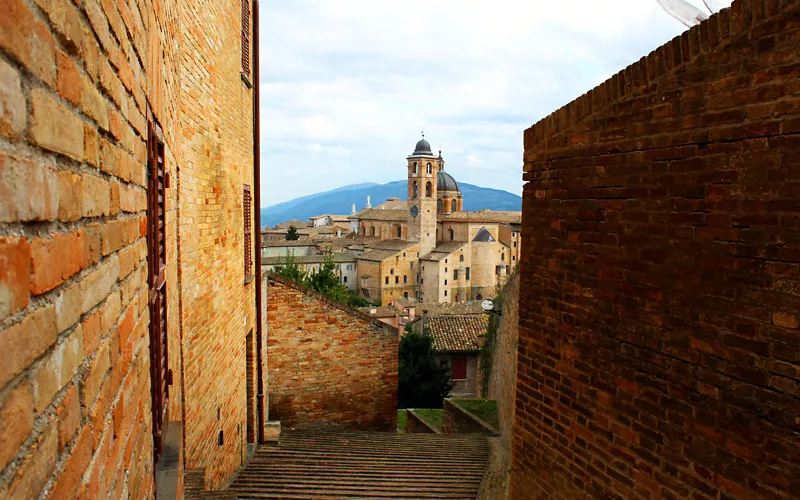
[230,429,489,499]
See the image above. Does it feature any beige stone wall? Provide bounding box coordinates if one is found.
[178,0,257,488]
[0,0,182,497]
[356,259,382,303]
[379,245,419,305]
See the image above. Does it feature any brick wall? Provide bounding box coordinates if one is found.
[0,0,180,497]
[267,274,398,429]
[513,1,800,498]
[178,0,257,489]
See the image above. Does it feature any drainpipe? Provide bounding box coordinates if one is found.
[253,0,265,445]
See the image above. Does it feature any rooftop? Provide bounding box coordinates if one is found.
[420,241,467,261]
[358,249,402,262]
[425,314,488,352]
[349,208,408,222]
[440,210,522,224]
[261,253,357,265]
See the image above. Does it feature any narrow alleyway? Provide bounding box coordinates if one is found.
[230,429,489,499]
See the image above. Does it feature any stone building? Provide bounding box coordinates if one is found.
[262,252,358,292]
[0,0,264,497]
[350,137,521,305]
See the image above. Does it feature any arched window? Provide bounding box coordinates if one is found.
[449,228,454,241]
[427,163,433,175]
[413,162,418,176]
[501,253,505,261]
[397,226,402,238]
[412,181,418,199]
[361,226,366,235]
[459,254,464,262]
[370,226,375,236]
[437,199,443,211]
[425,182,432,197]
[451,199,457,212]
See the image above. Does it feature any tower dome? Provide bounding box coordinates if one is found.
[437,171,460,194]
[412,138,433,155]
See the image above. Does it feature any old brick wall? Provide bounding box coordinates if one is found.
[513,1,800,499]
[178,0,257,489]
[267,274,399,429]
[0,0,181,497]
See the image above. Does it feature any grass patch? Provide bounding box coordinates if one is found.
[453,399,499,430]
[397,410,407,433]
[413,409,443,431]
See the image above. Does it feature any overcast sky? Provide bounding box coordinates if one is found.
[258,0,694,207]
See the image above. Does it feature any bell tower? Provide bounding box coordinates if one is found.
[407,133,441,256]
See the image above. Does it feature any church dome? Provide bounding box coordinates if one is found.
[437,171,460,193]
[413,138,432,155]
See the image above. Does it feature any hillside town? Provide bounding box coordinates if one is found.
[1,1,799,500]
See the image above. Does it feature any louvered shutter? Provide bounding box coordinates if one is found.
[242,0,251,78]
[244,185,253,279]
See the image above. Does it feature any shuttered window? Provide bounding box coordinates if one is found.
[244,184,253,280]
[147,118,169,462]
[451,355,467,380]
[241,0,251,78]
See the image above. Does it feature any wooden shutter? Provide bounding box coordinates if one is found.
[244,184,253,279]
[147,119,169,462]
[241,0,251,78]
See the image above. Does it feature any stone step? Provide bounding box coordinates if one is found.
[231,429,488,499]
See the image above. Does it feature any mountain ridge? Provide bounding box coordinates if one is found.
[260,180,522,227]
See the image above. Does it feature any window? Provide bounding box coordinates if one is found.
[444,279,448,285]
[449,228,454,241]
[495,265,500,274]
[404,292,409,299]
[445,259,448,264]
[444,290,448,297]
[241,0,251,79]
[343,276,348,283]
[512,232,517,237]
[243,185,253,280]
[466,267,470,280]
[451,355,467,380]
[412,181,418,199]
[397,226,402,238]
[426,163,432,175]
[453,270,458,280]
[514,241,517,248]
[410,262,414,269]
[437,199,443,211]
[403,252,406,257]
[445,267,448,272]
[370,227,375,236]
[403,275,407,284]
[513,256,516,261]
[385,276,389,285]
[395,276,399,284]
[425,182,432,197]
[413,162,418,176]
[501,253,505,261]
[459,254,464,262]
[147,118,169,462]
[362,227,366,235]
[390,268,394,275]
[416,273,420,283]
[451,199,457,212]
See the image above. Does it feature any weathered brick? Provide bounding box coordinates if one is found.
[83,341,109,408]
[80,255,119,314]
[56,51,81,106]
[80,73,109,131]
[32,0,84,54]
[82,173,110,217]
[30,88,84,160]
[81,310,102,356]
[0,153,59,223]
[55,282,81,333]
[0,305,58,389]
[0,237,30,320]
[56,384,80,451]
[46,423,93,500]
[102,217,139,255]
[3,424,57,500]
[0,0,57,87]
[0,57,26,138]
[772,312,798,329]
[32,326,84,412]
[0,381,34,471]
[29,230,87,295]
[57,170,83,222]
[84,124,100,167]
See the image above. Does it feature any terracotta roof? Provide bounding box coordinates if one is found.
[418,301,485,316]
[426,314,488,352]
[358,306,397,318]
[350,208,408,222]
[368,239,416,251]
[440,210,521,224]
[262,240,319,248]
[358,249,399,262]
[420,241,466,261]
[262,252,357,265]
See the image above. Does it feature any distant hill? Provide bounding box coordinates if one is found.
[260,181,522,228]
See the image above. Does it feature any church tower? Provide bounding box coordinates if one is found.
[407,134,442,256]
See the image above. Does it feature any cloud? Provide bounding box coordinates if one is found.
[258,0,687,206]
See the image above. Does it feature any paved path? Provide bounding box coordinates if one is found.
[230,429,489,499]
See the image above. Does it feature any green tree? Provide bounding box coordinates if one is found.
[274,251,306,283]
[306,253,349,303]
[285,225,299,240]
[398,324,453,409]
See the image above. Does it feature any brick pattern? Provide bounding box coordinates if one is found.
[0,0,181,497]
[267,275,399,430]
[513,1,800,499]
[179,0,257,489]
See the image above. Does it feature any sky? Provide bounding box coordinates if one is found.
[258,0,698,207]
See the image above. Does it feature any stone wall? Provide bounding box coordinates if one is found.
[0,0,180,497]
[406,410,439,434]
[442,400,498,435]
[177,0,258,489]
[513,1,800,498]
[267,274,399,430]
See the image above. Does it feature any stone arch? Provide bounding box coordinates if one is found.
[425,182,432,197]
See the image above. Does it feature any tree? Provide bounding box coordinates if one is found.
[273,252,306,283]
[285,225,299,240]
[398,324,454,409]
[305,253,349,303]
